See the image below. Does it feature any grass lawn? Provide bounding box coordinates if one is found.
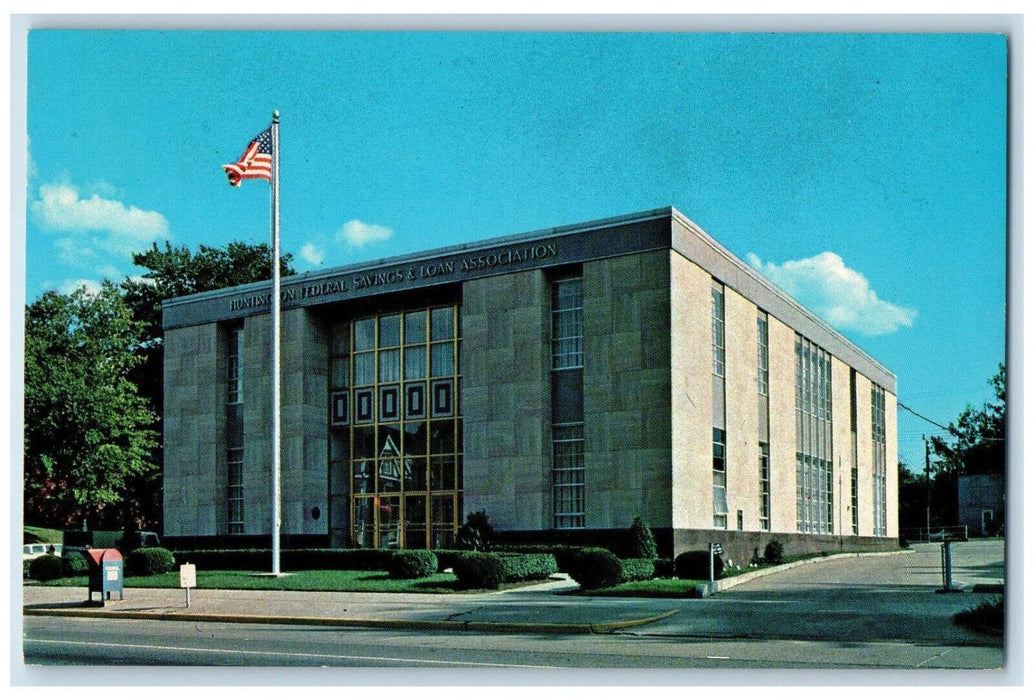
[24,526,64,544]
[580,578,708,598]
[29,569,462,594]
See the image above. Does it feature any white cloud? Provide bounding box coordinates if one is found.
[299,242,326,266]
[57,278,103,296]
[337,219,393,247]
[32,183,170,243]
[746,251,917,336]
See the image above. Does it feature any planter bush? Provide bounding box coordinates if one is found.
[497,552,558,581]
[568,548,624,590]
[764,539,785,565]
[626,516,658,559]
[127,547,176,576]
[619,558,656,583]
[653,558,675,578]
[453,553,507,590]
[62,552,89,576]
[29,554,64,582]
[674,550,724,580]
[388,550,438,578]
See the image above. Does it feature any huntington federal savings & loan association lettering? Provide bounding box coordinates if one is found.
[228,240,559,311]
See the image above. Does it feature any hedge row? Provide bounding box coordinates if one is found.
[452,552,559,590]
[171,548,398,572]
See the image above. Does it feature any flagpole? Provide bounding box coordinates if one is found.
[270,110,282,576]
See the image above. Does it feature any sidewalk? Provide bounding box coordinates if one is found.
[22,574,681,635]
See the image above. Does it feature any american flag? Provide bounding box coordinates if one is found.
[223,126,272,186]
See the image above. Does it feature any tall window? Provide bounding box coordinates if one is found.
[227,325,243,404]
[713,428,728,528]
[225,324,244,534]
[552,276,585,529]
[329,304,462,549]
[227,447,244,534]
[795,335,834,534]
[711,282,726,377]
[757,311,771,530]
[712,281,727,528]
[759,442,771,531]
[757,312,769,396]
[872,384,888,536]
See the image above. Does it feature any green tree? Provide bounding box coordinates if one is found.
[121,241,295,418]
[24,284,160,528]
[930,364,1006,476]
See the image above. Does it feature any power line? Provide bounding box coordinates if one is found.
[897,402,951,432]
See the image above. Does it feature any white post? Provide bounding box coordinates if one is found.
[270,111,282,576]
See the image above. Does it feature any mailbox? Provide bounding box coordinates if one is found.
[85,548,124,603]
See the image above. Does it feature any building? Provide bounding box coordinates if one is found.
[162,207,898,560]
[957,473,1005,537]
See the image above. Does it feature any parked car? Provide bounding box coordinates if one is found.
[23,543,61,560]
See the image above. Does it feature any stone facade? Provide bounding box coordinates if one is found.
[162,207,898,554]
[461,270,551,530]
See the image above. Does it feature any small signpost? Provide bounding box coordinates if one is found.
[180,563,196,607]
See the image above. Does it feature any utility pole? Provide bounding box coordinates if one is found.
[924,434,931,538]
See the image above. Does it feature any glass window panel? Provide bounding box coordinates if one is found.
[405,311,427,345]
[353,460,373,494]
[430,420,455,455]
[353,426,376,459]
[430,342,454,377]
[379,314,401,347]
[378,458,401,492]
[354,352,374,386]
[405,346,427,379]
[379,349,400,383]
[353,318,375,351]
[404,422,427,454]
[431,307,454,341]
[377,496,400,549]
[404,456,427,490]
[378,423,402,457]
[430,455,456,490]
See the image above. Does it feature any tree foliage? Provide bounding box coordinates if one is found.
[24,284,160,528]
[930,364,1006,476]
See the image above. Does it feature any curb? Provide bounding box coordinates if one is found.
[23,605,678,636]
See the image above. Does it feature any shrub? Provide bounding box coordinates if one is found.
[764,539,785,565]
[497,553,558,581]
[568,548,624,590]
[456,510,494,551]
[619,558,655,583]
[453,553,507,590]
[952,596,1004,635]
[62,552,89,576]
[653,558,675,578]
[627,516,658,559]
[388,550,438,578]
[674,550,724,580]
[29,554,64,582]
[127,547,176,576]
[431,549,470,572]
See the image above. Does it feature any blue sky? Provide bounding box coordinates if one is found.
[21,28,1008,474]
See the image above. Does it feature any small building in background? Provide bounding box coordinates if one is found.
[958,473,1005,536]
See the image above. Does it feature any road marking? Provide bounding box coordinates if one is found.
[24,638,563,669]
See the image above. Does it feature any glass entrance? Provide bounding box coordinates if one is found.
[328,305,462,549]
